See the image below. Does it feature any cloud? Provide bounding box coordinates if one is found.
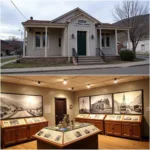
[1,0,147,40]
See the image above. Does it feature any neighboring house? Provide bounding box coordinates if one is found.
[22,7,130,63]
[1,40,15,56]
[114,14,150,53]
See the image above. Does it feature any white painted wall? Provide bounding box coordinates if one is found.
[97,30,116,55]
[68,15,97,56]
[54,10,81,23]
[26,28,64,57]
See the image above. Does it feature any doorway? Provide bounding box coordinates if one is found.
[77,31,86,55]
[55,97,67,125]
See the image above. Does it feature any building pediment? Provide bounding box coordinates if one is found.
[51,7,101,24]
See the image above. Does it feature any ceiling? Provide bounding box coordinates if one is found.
[0,75,148,91]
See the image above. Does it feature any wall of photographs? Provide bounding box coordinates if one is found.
[79,89,143,115]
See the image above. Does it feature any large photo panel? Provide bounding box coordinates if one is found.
[79,97,90,114]
[113,90,143,114]
[0,93,43,119]
[90,94,113,114]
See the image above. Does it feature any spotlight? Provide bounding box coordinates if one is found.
[38,81,41,85]
[69,88,71,90]
[63,79,67,85]
[114,78,118,84]
[87,84,90,89]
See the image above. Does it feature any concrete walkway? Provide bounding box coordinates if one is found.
[1,59,149,74]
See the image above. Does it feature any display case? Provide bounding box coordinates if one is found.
[104,115,142,140]
[122,115,142,140]
[75,114,106,134]
[1,119,27,128]
[33,123,101,149]
[1,117,48,148]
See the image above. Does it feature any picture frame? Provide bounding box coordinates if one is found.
[113,90,143,115]
[90,94,113,114]
[79,96,90,114]
[0,92,43,119]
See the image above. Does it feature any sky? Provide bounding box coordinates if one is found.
[0,0,148,40]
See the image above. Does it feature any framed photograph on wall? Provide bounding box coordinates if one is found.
[113,90,143,115]
[0,92,43,119]
[79,97,90,114]
[90,94,113,114]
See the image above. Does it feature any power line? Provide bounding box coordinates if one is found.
[10,0,27,20]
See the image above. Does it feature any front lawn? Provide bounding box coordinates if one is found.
[1,56,18,63]
[1,58,145,69]
[1,62,73,69]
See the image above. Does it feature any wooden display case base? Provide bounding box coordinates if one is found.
[36,133,99,149]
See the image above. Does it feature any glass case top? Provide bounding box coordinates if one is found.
[44,123,91,132]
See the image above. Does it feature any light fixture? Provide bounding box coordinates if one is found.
[38,81,41,85]
[114,78,118,84]
[87,84,90,89]
[69,88,71,90]
[72,34,75,39]
[63,79,67,85]
[91,34,94,39]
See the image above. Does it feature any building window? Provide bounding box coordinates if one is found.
[35,32,41,47]
[101,33,110,48]
[58,38,61,47]
[102,34,105,47]
[35,32,48,48]
[42,32,45,47]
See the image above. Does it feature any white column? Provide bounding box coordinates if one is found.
[128,29,130,50]
[115,29,118,55]
[45,27,48,57]
[99,29,102,49]
[23,27,26,57]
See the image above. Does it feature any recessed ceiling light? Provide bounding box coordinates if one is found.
[114,78,118,84]
[87,84,90,89]
[63,79,67,85]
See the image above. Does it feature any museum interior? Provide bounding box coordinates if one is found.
[0,75,149,149]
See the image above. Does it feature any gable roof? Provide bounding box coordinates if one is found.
[66,13,98,23]
[51,7,102,24]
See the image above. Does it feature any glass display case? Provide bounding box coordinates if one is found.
[25,116,46,124]
[87,114,105,120]
[105,115,123,121]
[123,115,141,122]
[76,114,89,118]
[34,123,100,148]
[1,119,27,128]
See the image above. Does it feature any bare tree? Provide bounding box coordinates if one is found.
[113,0,149,55]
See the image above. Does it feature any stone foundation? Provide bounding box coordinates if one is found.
[105,56,120,61]
[20,57,69,64]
